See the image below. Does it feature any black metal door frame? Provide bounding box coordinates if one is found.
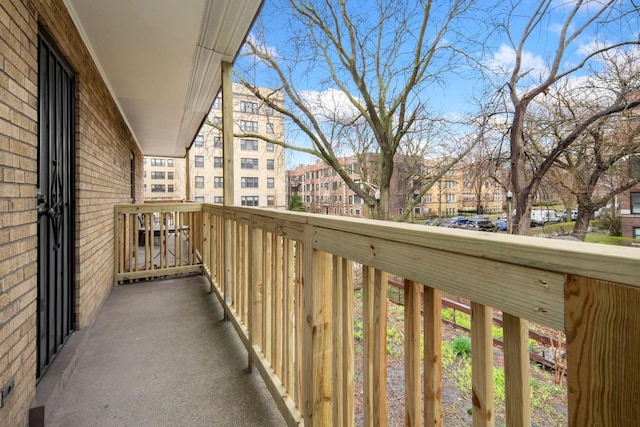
[36,33,75,378]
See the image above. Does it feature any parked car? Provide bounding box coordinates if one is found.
[424,217,443,226]
[468,214,489,222]
[465,218,497,232]
[494,219,508,231]
[439,216,469,228]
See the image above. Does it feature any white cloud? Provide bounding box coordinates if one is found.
[299,88,362,123]
[486,44,547,77]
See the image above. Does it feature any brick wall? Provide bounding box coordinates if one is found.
[0,0,142,424]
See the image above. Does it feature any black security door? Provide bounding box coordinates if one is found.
[36,34,75,378]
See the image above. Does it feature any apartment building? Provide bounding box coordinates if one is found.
[287,155,506,219]
[188,83,286,208]
[142,157,186,200]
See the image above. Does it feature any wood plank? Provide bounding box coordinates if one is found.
[332,256,345,426]
[362,266,374,426]
[471,302,494,427]
[301,224,333,425]
[372,269,388,426]
[273,234,283,379]
[283,238,295,395]
[404,279,421,427]
[424,286,442,425]
[306,213,639,288]
[340,258,354,427]
[249,225,263,370]
[565,275,640,426]
[115,265,202,282]
[314,228,564,330]
[503,313,531,426]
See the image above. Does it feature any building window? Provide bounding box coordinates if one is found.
[214,177,223,188]
[214,196,223,204]
[445,194,456,203]
[194,135,204,146]
[634,227,640,239]
[241,177,259,188]
[130,151,135,202]
[151,158,165,167]
[267,195,274,206]
[632,193,640,214]
[167,159,174,167]
[240,120,258,132]
[195,156,204,167]
[241,158,259,169]
[214,137,222,148]
[267,177,274,188]
[266,123,275,134]
[414,207,421,214]
[195,176,204,188]
[195,196,205,202]
[213,116,222,127]
[214,157,223,168]
[151,171,165,179]
[167,172,174,179]
[143,171,147,178]
[143,184,147,191]
[266,142,274,152]
[151,184,165,192]
[241,139,259,151]
[168,184,174,193]
[143,157,147,165]
[241,101,258,113]
[213,97,222,109]
[267,159,274,170]
[241,196,259,206]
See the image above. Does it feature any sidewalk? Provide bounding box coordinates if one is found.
[48,275,286,426]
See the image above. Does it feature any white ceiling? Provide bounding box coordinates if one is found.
[64,0,262,157]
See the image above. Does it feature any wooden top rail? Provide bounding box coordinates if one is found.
[203,204,639,332]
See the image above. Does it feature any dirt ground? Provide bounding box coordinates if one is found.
[351,295,568,426]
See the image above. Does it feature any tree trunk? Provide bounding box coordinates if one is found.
[571,211,594,241]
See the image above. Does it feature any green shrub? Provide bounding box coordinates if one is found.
[451,335,472,358]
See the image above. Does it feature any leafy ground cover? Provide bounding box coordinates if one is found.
[352,290,568,426]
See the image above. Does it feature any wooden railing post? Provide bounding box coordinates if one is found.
[503,313,531,426]
[565,275,640,426]
[471,302,494,427]
[301,225,333,425]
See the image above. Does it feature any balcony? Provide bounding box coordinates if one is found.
[55,202,640,425]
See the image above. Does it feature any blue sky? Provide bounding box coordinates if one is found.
[236,0,639,167]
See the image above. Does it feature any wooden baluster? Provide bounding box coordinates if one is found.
[424,286,442,425]
[404,279,421,426]
[332,256,354,426]
[503,313,531,426]
[301,225,332,425]
[248,225,263,371]
[471,302,494,427]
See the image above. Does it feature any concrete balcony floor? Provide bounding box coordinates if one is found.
[48,275,285,426]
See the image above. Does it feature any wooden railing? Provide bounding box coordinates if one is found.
[115,203,640,426]
[113,203,202,283]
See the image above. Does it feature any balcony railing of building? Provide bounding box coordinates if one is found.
[114,202,640,426]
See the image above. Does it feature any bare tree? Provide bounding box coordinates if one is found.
[234,0,479,219]
[489,0,640,234]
